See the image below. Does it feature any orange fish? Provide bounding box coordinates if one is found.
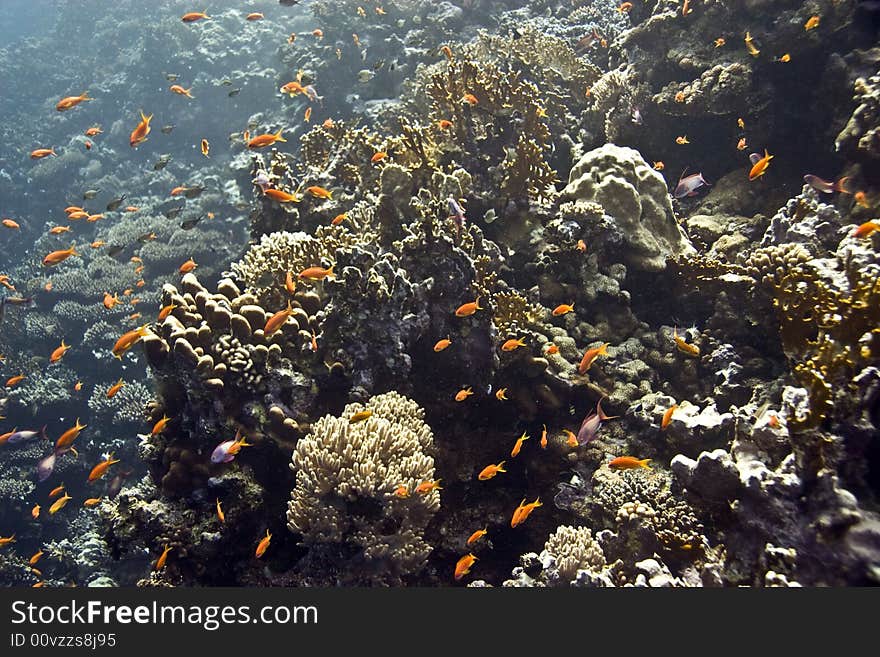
[673,327,700,357]
[540,424,548,449]
[84,140,92,150]
[478,461,506,481]
[370,152,388,163]
[125,206,140,212]
[182,11,209,22]
[179,258,197,274]
[854,191,870,208]
[415,479,442,494]
[200,139,210,157]
[455,297,482,317]
[653,161,665,171]
[433,337,452,352]
[170,186,188,196]
[56,418,87,451]
[454,553,477,580]
[576,239,587,252]
[306,186,333,199]
[216,498,225,523]
[103,292,120,309]
[322,118,336,129]
[455,387,473,402]
[563,429,578,448]
[312,28,324,38]
[393,484,409,498]
[86,213,104,223]
[552,303,574,316]
[246,12,264,21]
[6,373,25,387]
[49,484,65,499]
[169,85,194,98]
[578,342,609,374]
[298,264,335,280]
[154,544,172,571]
[151,414,171,436]
[127,312,142,321]
[49,339,71,364]
[2,218,20,229]
[501,337,526,352]
[31,504,40,519]
[264,188,300,203]
[56,92,92,111]
[0,535,15,546]
[545,344,559,355]
[675,135,690,145]
[617,1,632,12]
[129,110,152,148]
[744,31,760,57]
[106,378,125,398]
[437,119,453,129]
[49,493,72,515]
[87,453,120,482]
[851,221,879,238]
[264,301,295,336]
[90,240,105,248]
[85,126,103,136]
[440,45,453,59]
[247,129,286,149]
[748,149,773,181]
[609,456,652,470]
[682,0,692,15]
[27,551,43,568]
[42,246,79,267]
[466,529,487,545]
[158,302,177,321]
[49,226,71,234]
[495,388,508,401]
[510,498,542,528]
[304,107,312,123]
[662,403,678,429]
[462,93,478,105]
[804,15,819,31]
[737,137,747,151]
[83,497,102,507]
[67,211,89,220]
[73,380,82,391]
[255,530,272,558]
[331,213,347,226]
[112,324,151,359]
[30,148,56,159]
[511,431,529,457]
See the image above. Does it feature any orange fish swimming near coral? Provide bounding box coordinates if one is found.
[42,246,79,267]
[255,530,272,559]
[106,378,125,398]
[510,498,542,528]
[129,110,152,147]
[87,453,120,482]
[298,264,335,280]
[306,186,333,199]
[56,92,92,112]
[455,297,481,317]
[169,84,194,98]
[55,418,86,451]
[112,324,151,359]
[455,387,473,402]
[478,461,506,481]
[30,148,56,159]
[182,11,209,22]
[264,301,295,336]
[154,545,172,571]
[578,342,609,374]
[454,553,477,580]
[609,456,652,470]
[49,339,70,363]
[748,149,774,181]
[501,337,526,352]
[247,129,286,149]
[511,431,529,457]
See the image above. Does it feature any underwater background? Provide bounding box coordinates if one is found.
[0,0,879,587]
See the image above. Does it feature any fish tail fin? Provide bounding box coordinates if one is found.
[499,461,507,472]
[640,458,652,470]
[836,177,852,194]
[82,92,92,101]
[475,295,482,310]
[598,343,609,355]
[326,263,335,278]
[597,398,620,421]
[274,128,287,142]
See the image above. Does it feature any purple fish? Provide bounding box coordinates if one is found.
[107,469,133,500]
[803,174,850,195]
[631,106,643,125]
[447,197,466,238]
[674,171,711,198]
[36,451,57,482]
[252,171,271,192]
[7,425,47,445]
[210,431,250,464]
[576,398,619,446]
[749,152,763,166]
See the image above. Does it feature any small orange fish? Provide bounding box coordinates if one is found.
[738,117,746,129]
[744,31,760,57]
[673,327,700,357]
[393,484,410,498]
[440,45,453,60]
[129,110,152,148]
[462,93,478,105]
[106,378,125,398]
[112,324,151,359]
[312,28,324,38]
[495,388,508,401]
[714,37,726,48]
[304,107,312,123]
[552,303,574,316]
[154,544,172,571]
[247,129,287,149]
[501,337,526,352]
[83,497,102,507]
[466,529,487,545]
[91,240,105,248]
[67,211,89,220]
[264,188,301,203]
[151,414,171,436]
[804,15,819,31]
[767,413,781,429]
[511,431,529,457]
[298,264,335,280]
[433,337,452,352]
[0,535,16,546]
[56,91,93,111]
[158,302,177,321]
[437,119,453,129]
[49,226,71,234]
[135,279,145,288]
[85,126,103,136]
[85,140,92,150]
[103,292,120,309]
[179,258,197,274]
[478,461,506,481]
[370,151,388,163]
[563,429,578,447]
[545,344,559,355]
[579,342,609,374]
[851,221,879,238]
[49,484,65,499]
[49,339,71,364]
[662,403,678,429]
[200,138,210,157]
[675,135,690,145]
[854,191,870,209]
[246,12,264,21]
[617,1,632,12]
[349,410,372,424]
[49,493,72,515]
[29,550,43,565]
[682,0,692,15]
[6,373,25,387]
[127,312,142,321]
[216,498,225,523]
[737,137,747,151]
[576,239,587,252]
[181,11,209,22]
[73,380,82,391]
[415,479,442,494]
[255,530,272,558]
[454,553,477,580]
[455,387,474,402]
[31,504,40,519]
[56,418,86,450]
[331,213,347,226]
[30,148,57,159]
[43,246,79,266]
[2,218,20,230]
[748,149,774,181]
[125,206,140,212]
[653,161,665,171]
[86,213,104,223]
[88,453,120,482]
[609,456,652,470]
[64,206,84,214]
[455,297,482,317]
[287,33,296,44]
[306,185,333,199]
[510,498,542,528]
[322,118,336,129]
[777,53,791,63]
[169,84,194,98]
